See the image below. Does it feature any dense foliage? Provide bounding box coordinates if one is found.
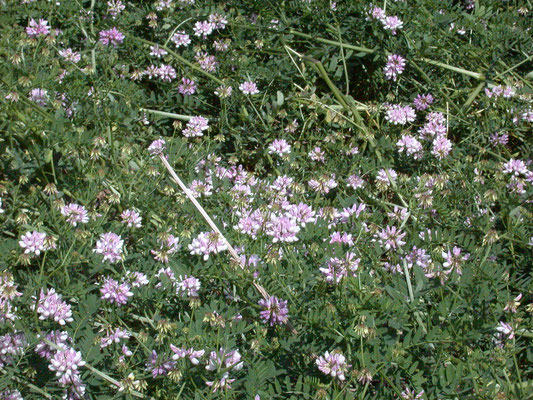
[0,0,532,399]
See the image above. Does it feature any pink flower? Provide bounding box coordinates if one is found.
[175,275,201,297]
[100,277,133,306]
[375,225,406,251]
[29,88,49,106]
[385,104,416,125]
[316,351,351,381]
[496,321,514,340]
[19,231,48,256]
[148,138,166,157]
[61,203,89,226]
[397,134,423,159]
[58,48,81,63]
[156,64,176,82]
[239,81,259,95]
[26,18,50,38]
[413,93,434,111]
[93,232,124,263]
[382,15,403,34]
[503,294,522,313]
[258,296,289,326]
[36,288,73,326]
[178,78,197,95]
[432,136,452,159]
[49,347,85,380]
[171,31,191,47]
[205,372,235,393]
[383,54,406,81]
[188,232,228,260]
[149,45,168,58]
[265,215,300,243]
[193,21,215,38]
[195,52,218,72]
[268,139,291,156]
[182,116,209,138]
[120,209,142,228]
[99,27,125,46]
[502,159,528,176]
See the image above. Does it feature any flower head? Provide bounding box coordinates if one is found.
[239,81,259,95]
[99,27,124,46]
[316,351,351,381]
[61,203,89,226]
[100,277,133,306]
[19,231,48,256]
[383,54,406,81]
[93,232,124,263]
[258,296,289,326]
[26,18,50,38]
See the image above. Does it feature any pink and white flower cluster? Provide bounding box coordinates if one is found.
[93,232,124,263]
[36,288,74,326]
[316,350,351,381]
[368,5,403,34]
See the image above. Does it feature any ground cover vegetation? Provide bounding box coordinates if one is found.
[0,0,532,399]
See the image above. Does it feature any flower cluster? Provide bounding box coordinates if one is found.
[368,5,403,34]
[100,277,133,306]
[182,116,209,137]
[61,203,89,226]
[36,288,74,325]
[383,54,406,81]
[26,18,50,38]
[99,27,125,46]
[258,296,289,326]
[93,232,124,263]
[19,231,53,257]
[316,351,351,381]
[188,231,228,260]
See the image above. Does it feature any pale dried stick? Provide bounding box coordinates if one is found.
[159,155,298,334]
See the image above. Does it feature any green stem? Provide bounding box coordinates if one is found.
[140,108,194,121]
[289,29,485,80]
[419,57,484,80]
[289,29,375,54]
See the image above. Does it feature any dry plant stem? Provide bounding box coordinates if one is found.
[159,155,298,335]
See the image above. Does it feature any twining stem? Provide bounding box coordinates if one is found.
[288,29,485,80]
[158,155,298,334]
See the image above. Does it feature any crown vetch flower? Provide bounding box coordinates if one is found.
[100,277,133,306]
[19,231,48,256]
[36,288,74,326]
[61,203,89,226]
[383,54,406,81]
[316,351,351,381]
[26,18,50,38]
[239,81,259,95]
[258,296,289,326]
[93,232,124,263]
[99,27,124,46]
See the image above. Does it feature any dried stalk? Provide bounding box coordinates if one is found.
[159,155,298,334]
